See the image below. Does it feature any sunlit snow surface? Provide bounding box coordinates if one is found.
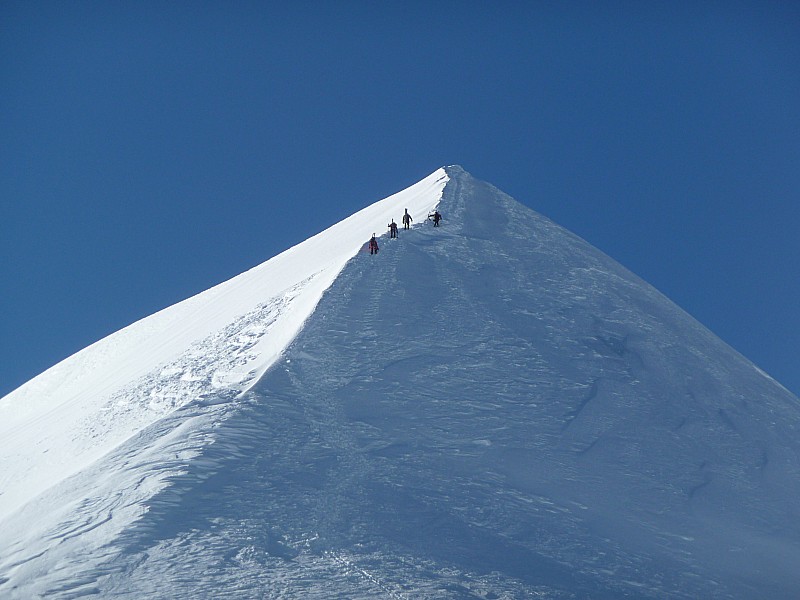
[2,167,800,598]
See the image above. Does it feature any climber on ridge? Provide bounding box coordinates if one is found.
[388,219,398,239]
[369,234,379,255]
[432,210,442,227]
[402,209,412,230]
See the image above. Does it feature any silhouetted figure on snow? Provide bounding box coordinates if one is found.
[432,210,442,227]
[369,234,379,255]
[402,209,412,230]
[388,219,398,238]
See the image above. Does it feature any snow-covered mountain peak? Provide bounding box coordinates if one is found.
[2,166,799,599]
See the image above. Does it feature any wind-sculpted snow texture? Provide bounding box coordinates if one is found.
[3,167,800,598]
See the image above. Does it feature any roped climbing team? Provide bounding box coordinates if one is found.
[371,208,442,255]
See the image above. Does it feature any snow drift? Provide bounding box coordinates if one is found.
[2,166,799,599]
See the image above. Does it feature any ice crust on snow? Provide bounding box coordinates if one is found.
[2,166,800,599]
[0,168,448,522]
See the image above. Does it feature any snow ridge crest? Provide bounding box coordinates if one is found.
[0,167,449,523]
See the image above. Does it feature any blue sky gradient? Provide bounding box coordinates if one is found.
[2,1,798,397]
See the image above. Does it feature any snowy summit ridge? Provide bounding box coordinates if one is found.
[0,168,448,522]
[2,166,800,599]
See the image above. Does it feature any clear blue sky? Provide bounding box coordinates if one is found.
[2,1,798,398]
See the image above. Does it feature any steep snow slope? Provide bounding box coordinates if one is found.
[3,167,800,599]
[0,170,447,557]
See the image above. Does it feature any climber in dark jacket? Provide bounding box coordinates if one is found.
[402,209,412,230]
[369,234,379,255]
[432,210,442,227]
[388,219,398,238]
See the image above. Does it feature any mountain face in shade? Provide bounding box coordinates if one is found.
[2,166,799,599]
